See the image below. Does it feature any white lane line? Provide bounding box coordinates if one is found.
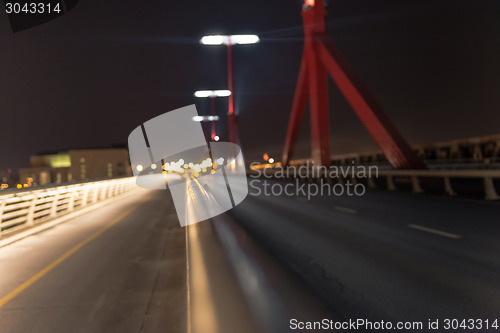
[334,206,357,214]
[408,224,461,239]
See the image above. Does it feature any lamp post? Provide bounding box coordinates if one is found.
[194,90,231,141]
[200,34,260,144]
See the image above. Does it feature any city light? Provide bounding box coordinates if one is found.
[269,158,275,164]
[214,136,220,141]
[136,164,143,172]
[194,90,231,98]
[200,35,225,45]
[192,115,220,122]
[200,34,260,46]
[305,0,315,6]
[151,163,157,170]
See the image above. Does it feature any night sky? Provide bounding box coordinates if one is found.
[0,0,499,171]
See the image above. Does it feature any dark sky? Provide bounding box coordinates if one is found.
[1,0,499,171]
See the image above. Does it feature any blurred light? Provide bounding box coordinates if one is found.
[305,0,315,6]
[269,158,275,164]
[230,34,260,45]
[23,184,29,188]
[263,153,269,161]
[17,184,22,189]
[200,35,226,45]
[194,90,231,98]
[136,164,144,172]
[214,136,220,142]
[213,90,231,97]
[200,35,259,46]
[217,157,224,165]
[192,115,220,122]
[151,163,157,170]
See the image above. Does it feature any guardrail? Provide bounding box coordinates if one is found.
[250,164,500,201]
[0,177,137,237]
[378,169,500,200]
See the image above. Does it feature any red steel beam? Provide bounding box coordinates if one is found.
[282,51,310,166]
[315,37,426,169]
[282,1,426,169]
[304,8,331,167]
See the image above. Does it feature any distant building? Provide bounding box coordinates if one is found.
[19,148,132,186]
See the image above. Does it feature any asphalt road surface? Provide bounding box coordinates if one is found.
[232,178,500,329]
[1,179,499,333]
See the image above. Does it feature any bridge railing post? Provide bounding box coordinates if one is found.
[26,194,37,226]
[67,187,76,212]
[484,176,499,200]
[367,176,376,189]
[386,176,396,191]
[444,176,456,196]
[0,198,6,237]
[411,176,424,193]
[50,191,61,217]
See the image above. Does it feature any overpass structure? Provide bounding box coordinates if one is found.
[0,167,499,333]
[1,2,499,333]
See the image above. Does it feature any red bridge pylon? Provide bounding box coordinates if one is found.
[282,0,426,169]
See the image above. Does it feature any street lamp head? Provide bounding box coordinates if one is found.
[192,115,220,122]
[200,35,226,45]
[200,34,260,46]
[194,90,231,98]
[230,34,260,45]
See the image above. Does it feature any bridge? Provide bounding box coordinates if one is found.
[1,1,499,333]
[1,163,500,332]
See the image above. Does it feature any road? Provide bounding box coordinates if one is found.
[1,178,499,333]
[0,187,324,333]
[232,178,500,327]
[0,190,191,333]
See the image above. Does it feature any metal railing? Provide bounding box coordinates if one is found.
[250,163,500,201]
[0,177,137,237]
[378,169,500,200]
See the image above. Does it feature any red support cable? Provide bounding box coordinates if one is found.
[282,2,426,169]
[282,51,310,166]
[227,42,239,144]
[210,96,216,140]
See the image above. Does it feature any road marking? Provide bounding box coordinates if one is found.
[408,224,461,239]
[187,224,219,333]
[185,227,192,333]
[0,203,142,308]
[334,205,357,214]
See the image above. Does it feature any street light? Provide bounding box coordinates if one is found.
[194,89,231,141]
[200,35,260,46]
[194,90,231,98]
[200,34,260,144]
